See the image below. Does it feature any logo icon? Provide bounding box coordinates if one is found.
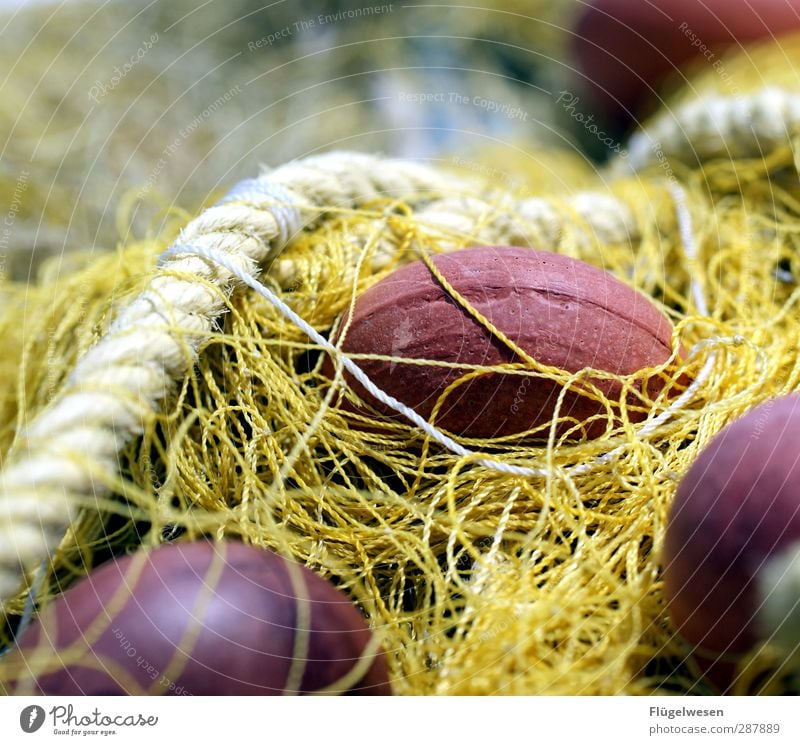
[20,705,45,734]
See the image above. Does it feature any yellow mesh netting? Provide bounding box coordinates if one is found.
[2,30,800,697]
[1,155,799,695]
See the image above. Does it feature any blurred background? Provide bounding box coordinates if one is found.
[0,0,591,281]
[3,0,800,281]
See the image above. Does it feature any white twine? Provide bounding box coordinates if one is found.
[568,185,715,476]
[669,182,709,317]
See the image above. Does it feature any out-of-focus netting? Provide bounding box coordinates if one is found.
[0,0,580,280]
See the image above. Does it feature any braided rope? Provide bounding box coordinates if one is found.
[625,87,800,172]
[417,191,636,247]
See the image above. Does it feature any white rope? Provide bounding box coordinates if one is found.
[624,88,800,172]
[669,183,709,317]
[272,189,639,290]
[215,178,303,247]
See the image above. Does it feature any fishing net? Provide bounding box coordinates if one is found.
[2,15,800,697]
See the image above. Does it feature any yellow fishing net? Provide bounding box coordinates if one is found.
[0,153,798,696]
[2,21,800,697]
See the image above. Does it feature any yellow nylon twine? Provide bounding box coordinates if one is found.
[1,149,798,695]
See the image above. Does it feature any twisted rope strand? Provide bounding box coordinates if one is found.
[272,188,640,289]
[625,88,800,172]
